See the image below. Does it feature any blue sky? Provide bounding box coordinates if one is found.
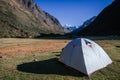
[35,0,113,26]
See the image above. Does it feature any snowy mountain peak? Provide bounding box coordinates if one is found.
[64,24,73,27]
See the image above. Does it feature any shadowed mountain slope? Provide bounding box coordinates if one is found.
[78,0,120,36]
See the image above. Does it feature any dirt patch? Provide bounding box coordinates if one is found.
[0,38,70,56]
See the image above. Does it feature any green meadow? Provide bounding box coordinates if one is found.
[0,38,120,80]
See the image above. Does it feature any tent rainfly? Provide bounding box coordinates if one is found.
[59,38,112,76]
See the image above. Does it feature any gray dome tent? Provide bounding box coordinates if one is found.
[59,38,112,76]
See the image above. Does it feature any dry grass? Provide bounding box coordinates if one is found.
[0,38,70,56]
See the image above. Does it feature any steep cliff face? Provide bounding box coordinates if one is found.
[0,0,63,38]
[78,0,120,36]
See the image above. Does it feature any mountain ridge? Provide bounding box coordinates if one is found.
[0,0,63,38]
[69,16,96,35]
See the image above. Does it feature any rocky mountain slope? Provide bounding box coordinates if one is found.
[0,0,63,38]
[78,0,120,36]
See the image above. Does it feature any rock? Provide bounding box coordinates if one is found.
[33,59,38,62]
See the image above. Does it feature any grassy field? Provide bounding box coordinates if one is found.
[0,38,120,80]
